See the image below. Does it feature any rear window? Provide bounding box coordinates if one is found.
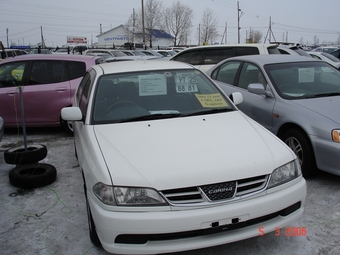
[65,61,86,80]
[203,48,235,65]
[234,47,260,56]
[267,46,280,54]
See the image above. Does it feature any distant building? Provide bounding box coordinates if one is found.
[96,25,174,49]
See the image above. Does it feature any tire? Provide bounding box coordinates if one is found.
[282,128,318,178]
[9,163,57,188]
[84,183,101,247]
[4,144,48,165]
[61,119,73,134]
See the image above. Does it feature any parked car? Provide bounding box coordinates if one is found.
[206,55,340,177]
[311,46,339,53]
[0,54,104,132]
[170,44,280,71]
[27,49,52,54]
[85,49,127,57]
[120,50,146,56]
[141,50,164,57]
[0,116,3,142]
[154,49,177,57]
[277,45,311,58]
[61,60,306,255]
[0,49,27,60]
[85,52,113,61]
[166,46,187,52]
[53,45,88,55]
[330,48,340,60]
[308,51,340,70]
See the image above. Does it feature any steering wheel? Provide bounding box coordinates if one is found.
[105,100,138,115]
[278,84,292,91]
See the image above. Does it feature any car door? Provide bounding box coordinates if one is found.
[212,60,275,131]
[0,59,72,126]
[24,60,72,125]
[0,61,27,125]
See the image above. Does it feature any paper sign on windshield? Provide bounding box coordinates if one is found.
[175,72,199,93]
[298,68,315,83]
[139,74,167,96]
[195,93,229,108]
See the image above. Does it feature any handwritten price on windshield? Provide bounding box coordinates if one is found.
[259,226,307,236]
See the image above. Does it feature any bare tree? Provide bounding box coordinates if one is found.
[124,12,136,47]
[198,8,219,45]
[247,28,262,43]
[144,0,164,48]
[164,2,193,46]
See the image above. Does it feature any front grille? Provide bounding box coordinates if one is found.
[161,175,268,204]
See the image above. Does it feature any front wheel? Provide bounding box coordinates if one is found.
[282,128,318,178]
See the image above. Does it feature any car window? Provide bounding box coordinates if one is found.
[29,60,64,85]
[265,61,340,99]
[203,48,235,65]
[77,71,94,116]
[92,69,234,124]
[234,47,260,56]
[172,50,204,65]
[267,46,281,54]
[65,61,86,80]
[0,61,26,87]
[237,63,265,89]
[211,61,241,85]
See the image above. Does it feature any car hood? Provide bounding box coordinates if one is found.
[292,96,340,124]
[94,112,294,190]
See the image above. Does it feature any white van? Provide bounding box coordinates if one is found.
[170,44,280,71]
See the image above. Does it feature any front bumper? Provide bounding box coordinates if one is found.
[89,176,306,255]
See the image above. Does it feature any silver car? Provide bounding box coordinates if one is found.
[206,55,340,177]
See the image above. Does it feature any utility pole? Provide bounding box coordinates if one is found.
[141,0,145,49]
[264,16,276,43]
[41,26,45,48]
[6,28,9,48]
[132,8,135,46]
[198,24,201,45]
[237,1,244,44]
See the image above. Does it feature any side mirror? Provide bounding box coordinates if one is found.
[61,107,82,121]
[230,92,243,105]
[248,83,266,95]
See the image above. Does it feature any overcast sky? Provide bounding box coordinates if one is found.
[1,0,339,48]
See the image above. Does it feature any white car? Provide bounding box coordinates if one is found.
[61,60,306,255]
[308,51,340,70]
[170,44,280,71]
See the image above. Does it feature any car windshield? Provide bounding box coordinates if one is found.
[321,52,340,62]
[265,61,340,99]
[92,69,234,124]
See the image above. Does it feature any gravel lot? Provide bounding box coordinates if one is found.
[1,127,339,255]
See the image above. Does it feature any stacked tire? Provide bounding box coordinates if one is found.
[4,144,57,189]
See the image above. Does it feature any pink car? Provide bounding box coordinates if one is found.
[0,54,103,132]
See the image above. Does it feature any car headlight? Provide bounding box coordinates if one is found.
[332,129,340,142]
[267,160,301,188]
[93,182,167,206]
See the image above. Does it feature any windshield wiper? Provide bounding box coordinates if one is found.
[182,108,233,117]
[115,113,182,123]
[306,92,340,98]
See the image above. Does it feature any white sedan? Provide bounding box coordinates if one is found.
[61,60,306,255]
[308,51,340,70]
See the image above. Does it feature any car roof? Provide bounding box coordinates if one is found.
[221,54,320,65]
[0,54,102,63]
[179,43,278,51]
[93,59,195,74]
